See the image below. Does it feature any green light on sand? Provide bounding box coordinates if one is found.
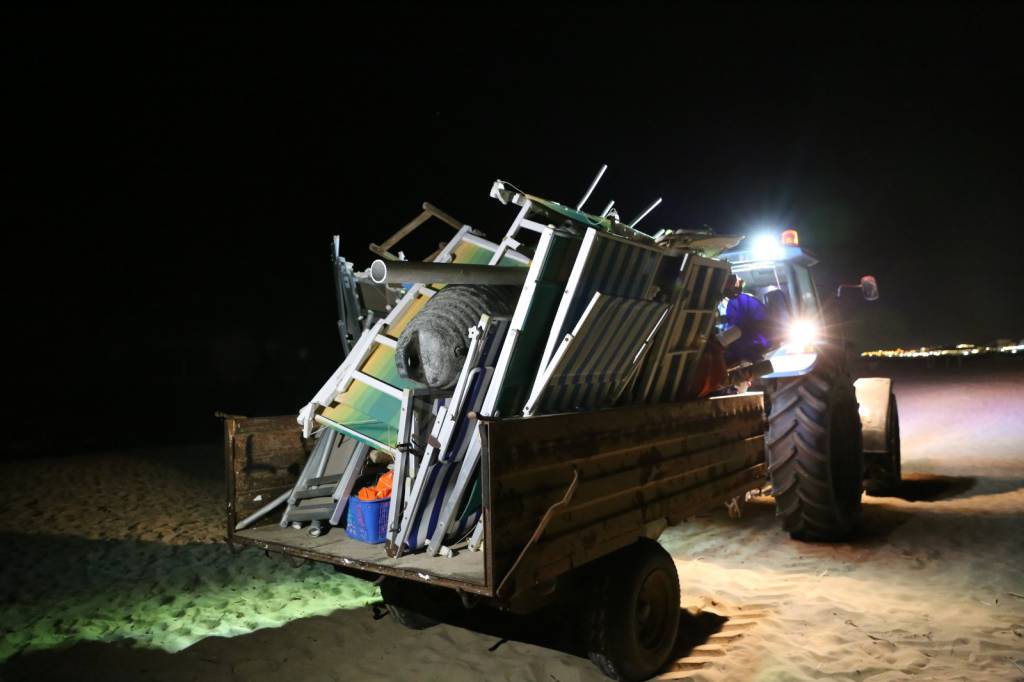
[0,539,380,662]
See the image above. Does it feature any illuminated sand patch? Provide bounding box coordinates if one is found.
[0,535,380,662]
[0,447,381,663]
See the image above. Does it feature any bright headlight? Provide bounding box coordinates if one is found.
[751,234,783,261]
[787,319,819,349]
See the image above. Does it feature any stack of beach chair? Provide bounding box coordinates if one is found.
[279,176,729,557]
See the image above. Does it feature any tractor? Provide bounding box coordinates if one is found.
[720,230,901,540]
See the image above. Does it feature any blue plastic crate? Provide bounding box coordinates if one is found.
[345,496,390,544]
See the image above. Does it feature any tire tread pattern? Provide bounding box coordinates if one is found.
[766,361,863,541]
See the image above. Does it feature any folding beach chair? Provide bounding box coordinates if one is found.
[331,237,365,358]
[631,253,732,404]
[425,227,582,556]
[536,227,665,375]
[523,293,669,416]
[310,226,509,453]
[387,315,509,556]
[369,202,465,262]
[279,429,361,529]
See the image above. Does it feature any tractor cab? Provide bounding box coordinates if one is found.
[722,228,901,516]
[720,230,827,379]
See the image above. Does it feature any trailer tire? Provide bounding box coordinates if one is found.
[766,364,863,541]
[378,578,445,630]
[864,395,901,496]
[385,604,438,630]
[585,538,680,682]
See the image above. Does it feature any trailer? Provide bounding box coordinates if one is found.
[221,392,766,681]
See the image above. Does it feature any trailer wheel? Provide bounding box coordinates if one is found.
[378,578,449,630]
[766,364,864,541]
[585,538,680,682]
[864,395,901,496]
[384,603,438,630]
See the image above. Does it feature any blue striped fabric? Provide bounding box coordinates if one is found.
[436,317,507,463]
[398,318,508,552]
[402,459,480,551]
[530,293,668,415]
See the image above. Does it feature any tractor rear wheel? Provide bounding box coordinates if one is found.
[766,364,864,541]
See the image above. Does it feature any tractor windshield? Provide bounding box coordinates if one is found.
[730,262,821,323]
[791,265,821,317]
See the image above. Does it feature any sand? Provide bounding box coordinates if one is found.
[2,360,1022,681]
[0,445,380,665]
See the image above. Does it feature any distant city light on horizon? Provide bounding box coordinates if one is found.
[862,341,1024,359]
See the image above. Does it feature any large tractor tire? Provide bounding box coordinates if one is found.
[766,363,864,541]
[863,394,902,496]
[584,538,681,681]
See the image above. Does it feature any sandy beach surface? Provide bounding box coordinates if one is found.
[2,360,1023,681]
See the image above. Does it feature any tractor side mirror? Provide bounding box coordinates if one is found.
[860,275,879,301]
[836,276,880,301]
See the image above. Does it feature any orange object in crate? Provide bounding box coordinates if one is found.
[356,470,393,501]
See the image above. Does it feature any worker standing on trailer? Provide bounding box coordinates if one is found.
[720,274,769,365]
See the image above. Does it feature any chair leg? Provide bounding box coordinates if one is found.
[329,440,370,526]
[426,434,481,557]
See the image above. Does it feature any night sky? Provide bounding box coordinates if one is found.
[6,5,1024,456]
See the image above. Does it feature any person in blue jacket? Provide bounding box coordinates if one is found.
[721,274,770,365]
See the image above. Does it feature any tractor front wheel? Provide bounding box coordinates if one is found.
[766,364,864,541]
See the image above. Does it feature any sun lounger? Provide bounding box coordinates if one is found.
[279,429,359,529]
[631,253,732,404]
[387,315,509,556]
[536,227,665,374]
[523,293,669,416]
[424,226,581,556]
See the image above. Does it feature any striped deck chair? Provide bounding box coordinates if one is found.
[424,227,582,556]
[489,228,583,417]
[285,227,522,529]
[424,316,509,465]
[388,315,509,556]
[311,226,514,454]
[524,293,669,416]
[537,227,665,375]
[395,456,483,554]
[631,253,732,404]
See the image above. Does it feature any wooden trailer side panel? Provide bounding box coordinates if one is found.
[484,394,767,600]
[221,414,312,535]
